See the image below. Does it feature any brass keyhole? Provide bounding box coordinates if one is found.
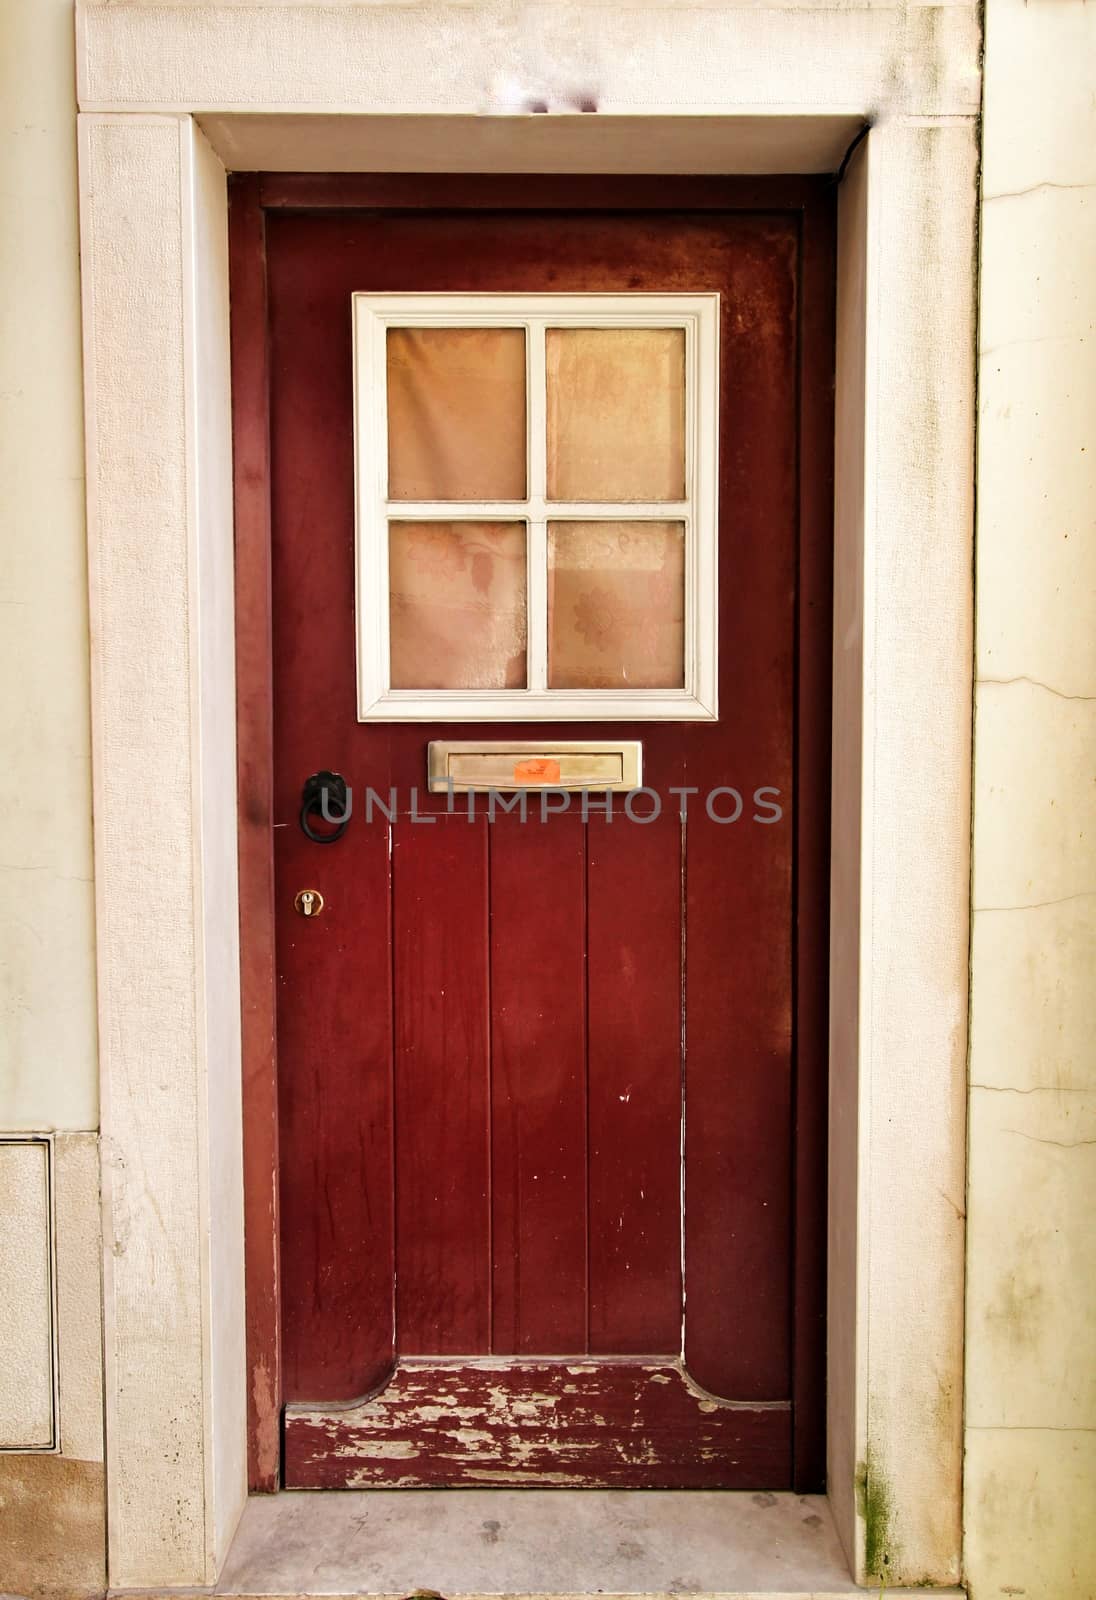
[294,888,324,918]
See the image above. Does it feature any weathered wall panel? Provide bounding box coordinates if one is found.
[54,1133,104,1464]
[966,4,1096,1593]
[0,1139,54,1450]
[0,1454,107,1600]
[79,113,245,1586]
[0,1135,106,1600]
[852,116,976,1588]
[76,1,981,119]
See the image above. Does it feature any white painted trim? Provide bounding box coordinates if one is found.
[353,294,719,722]
[387,501,692,521]
[361,691,719,724]
[527,324,549,695]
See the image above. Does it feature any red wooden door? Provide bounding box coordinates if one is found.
[251,179,833,1491]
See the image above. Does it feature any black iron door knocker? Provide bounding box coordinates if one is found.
[299,770,351,844]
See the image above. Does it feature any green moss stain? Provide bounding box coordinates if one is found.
[856,1454,897,1584]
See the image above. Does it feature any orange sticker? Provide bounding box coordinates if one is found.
[513,757,561,786]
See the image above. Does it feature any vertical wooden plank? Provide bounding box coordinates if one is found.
[265,199,397,1404]
[490,809,587,1352]
[227,175,281,1490]
[393,816,492,1353]
[682,218,799,1404]
[275,812,396,1401]
[684,810,794,1400]
[792,187,836,1490]
[586,806,683,1353]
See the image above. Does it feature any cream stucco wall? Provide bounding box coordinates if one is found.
[965,2,1096,1597]
[0,8,106,1592]
[0,0,98,1132]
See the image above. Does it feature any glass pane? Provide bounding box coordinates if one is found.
[546,328,686,503]
[548,521,685,690]
[389,521,527,689]
[387,327,527,501]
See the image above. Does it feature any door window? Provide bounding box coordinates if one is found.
[354,294,719,720]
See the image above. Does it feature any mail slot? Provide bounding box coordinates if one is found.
[427,741,642,793]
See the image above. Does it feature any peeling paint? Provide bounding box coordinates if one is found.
[285,1358,790,1488]
[251,1355,280,1484]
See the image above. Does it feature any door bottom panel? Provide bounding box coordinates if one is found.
[284,1358,791,1488]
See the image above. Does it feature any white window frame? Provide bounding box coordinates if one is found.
[353,292,720,721]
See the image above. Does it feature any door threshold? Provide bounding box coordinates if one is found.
[122,1488,966,1598]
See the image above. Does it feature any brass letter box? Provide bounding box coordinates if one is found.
[427,741,642,794]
